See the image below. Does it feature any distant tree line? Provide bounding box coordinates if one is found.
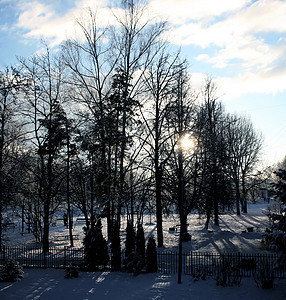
[0,1,265,251]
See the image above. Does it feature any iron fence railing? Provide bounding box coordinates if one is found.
[1,246,285,279]
[0,246,85,269]
[156,251,286,279]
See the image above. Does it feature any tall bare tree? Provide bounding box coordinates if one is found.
[195,77,230,228]
[164,61,196,236]
[0,67,27,248]
[140,50,186,246]
[20,47,67,252]
[226,115,263,214]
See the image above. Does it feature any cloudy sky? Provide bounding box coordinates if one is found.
[0,0,285,165]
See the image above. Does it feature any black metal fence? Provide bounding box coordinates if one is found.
[1,246,285,279]
[157,251,286,279]
[0,246,85,269]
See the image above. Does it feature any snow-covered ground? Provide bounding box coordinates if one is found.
[1,200,286,299]
[2,200,273,254]
[1,268,286,299]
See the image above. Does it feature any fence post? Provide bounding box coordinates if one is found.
[2,245,6,262]
[238,252,241,277]
[64,246,67,268]
[44,249,47,269]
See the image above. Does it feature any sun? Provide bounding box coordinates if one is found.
[179,133,196,152]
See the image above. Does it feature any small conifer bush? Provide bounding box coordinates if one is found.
[146,235,157,273]
[83,219,109,271]
[0,260,24,282]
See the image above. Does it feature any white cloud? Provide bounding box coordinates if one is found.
[217,68,286,100]
[161,0,286,97]
[189,72,207,91]
[15,0,116,47]
[163,0,286,46]
[11,0,286,99]
[148,0,250,24]
[237,0,286,33]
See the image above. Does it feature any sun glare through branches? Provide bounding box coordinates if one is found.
[178,133,196,152]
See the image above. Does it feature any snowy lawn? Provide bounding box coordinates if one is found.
[1,268,286,300]
[2,201,273,254]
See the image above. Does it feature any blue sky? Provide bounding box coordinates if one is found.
[0,0,286,166]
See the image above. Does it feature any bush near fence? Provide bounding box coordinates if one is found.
[0,246,285,279]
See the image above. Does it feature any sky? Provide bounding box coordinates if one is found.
[0,0,285,166]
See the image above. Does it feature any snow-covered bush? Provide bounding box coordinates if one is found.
[216,255,241,287]
[253,259,274,289]
[272,169,286,204]
[124,251,144,275]
[64,264,79,279]
[263,169,286,269]
[146,235,157,273]
[0,260,24,282]
[240,258,256,271]
[83,219,109,271]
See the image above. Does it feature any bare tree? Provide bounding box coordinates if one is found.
[0,67,27,248]
[139,49,189,246]
[164,61,196,236]
[226,115,263,213]
[20,47,67,252]
[195,77,230,228]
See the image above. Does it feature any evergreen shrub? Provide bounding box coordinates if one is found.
[146,235,157,273]
[83,219,109,271]
[111,219,121,271]
[0,260,24,282]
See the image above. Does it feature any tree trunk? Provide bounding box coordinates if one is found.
[241,174,248,213]
[180,212,188,235]
[235,182,241,216]
[66,133,73,247]
[205,210,211,230]
[0,166,3,249]
[155,169,163,247]
[213,186,219,226]
[42,201,50,253]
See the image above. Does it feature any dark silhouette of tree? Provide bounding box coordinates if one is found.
[0,67,28,248]
[20,46,67,252]
[125,220,135,259]
[83,219,109,271]
[194,77,230,228]
[264,168,286,267]
[164,60,195,237]
[146,235,157,272]
[140,50,184,247]
[110,219,121,271]
[226,115,263,214]
[136,223,145,265]
[272,169,286,204]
